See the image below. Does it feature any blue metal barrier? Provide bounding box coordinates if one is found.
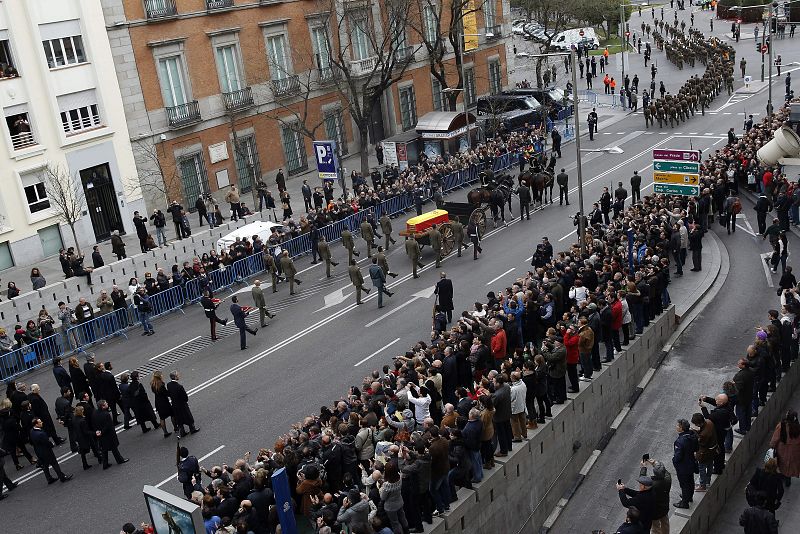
[146,285,187,318]
[0,334,67,381]
[209,265,237,293]
[184,277,203,303]
[66,309,130,351]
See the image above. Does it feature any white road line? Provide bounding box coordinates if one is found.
[559,229,575,241]
[638,163,652,173]
[149,336,202,361]
[736,224,756,236]
[114,369,130,378]
[743,217,756,235]
[154,445,226,489]
[525,255,533,262]
[761,253,776,288]
[486,268,515,286]
[713,138,725,146]
[354,338,401,366]
[364,299,420,328]
[704,132,715,135]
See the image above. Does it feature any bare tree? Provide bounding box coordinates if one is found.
[127,138,182,210]
[514,0,578,87]
[319,0,418,176]
[40,164,86,255]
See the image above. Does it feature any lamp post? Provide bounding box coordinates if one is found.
[768,1,777,122]
[448,30,495,151]
[517,49,587,254]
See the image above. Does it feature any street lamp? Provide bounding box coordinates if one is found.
[517,49,588,254]
[768,1,778,122]
[448,30,495,151]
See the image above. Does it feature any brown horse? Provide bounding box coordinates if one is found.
[520,171,554,205]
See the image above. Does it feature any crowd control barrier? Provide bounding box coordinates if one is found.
[0,154,520,383]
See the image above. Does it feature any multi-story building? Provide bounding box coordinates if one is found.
[101,0,509,214]
[0,0,142,270]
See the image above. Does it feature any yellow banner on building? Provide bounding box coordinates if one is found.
[463,0,478,51]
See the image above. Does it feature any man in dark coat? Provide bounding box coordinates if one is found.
[28,384,65,445]
[167,371,199,436]
[434,272,455,323]
[617,476,657,531]
[96,363,121,425]
[54,387,77,452]
[672,419,697,508]
[733,357,754,433]
[30,418,72,483]
[52,357,72,391]
[492,375,513,456]
[230,296,257,350]
[739,491,779,533]
[700,393,735,472]
[92,400,128,469]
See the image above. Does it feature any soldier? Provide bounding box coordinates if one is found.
[360,218,375,257]
[450,217,467,257]
[644,104,652,128]
[428,223,443,268]
[376,246,397,278]
[251,280,276,327]
[348,260,370,305]
[379,213,396,249]
[341,227,360,264]
[263,248,279,293]
[405,235,424,278]
[279,250,301,295]
[317,235,339,278]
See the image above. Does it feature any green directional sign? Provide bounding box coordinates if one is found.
[653,160,700,173]
[654,183,700,196]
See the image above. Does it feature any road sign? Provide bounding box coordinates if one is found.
[579,29,585,37]
[654,183,700,196]
[653,149,700,162]
[762,45,769,54]
[653,160,700,173]
[653,171,700,185]
[313,140,338,182]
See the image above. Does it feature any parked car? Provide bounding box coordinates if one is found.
[503,88,574,120]
[476,95,544,118]
[512,19,528,35]
[550,28,600,51]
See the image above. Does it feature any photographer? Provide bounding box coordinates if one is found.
[616,476,656,532]
[639,458,672,534]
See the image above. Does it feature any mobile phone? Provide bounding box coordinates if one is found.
[642,454,650,462]
[617,479,622,485]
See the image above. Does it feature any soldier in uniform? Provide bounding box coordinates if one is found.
[644,104,653,128]
[348,260,370,305]
[341,227,360,264]
[279,250,301,295]
[251,280,276,327]
[360,218,375,257]
[317,235,339,278]
[428,223,443,268]
[263,248,279,293]
[405,235,424,278]
[379,213,396,249]
[450,218,467,257]
[376,246,397,278]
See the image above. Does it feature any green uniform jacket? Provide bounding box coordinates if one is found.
[318,240,331,260]
[428,229,442,251]
[252,286,266,308]
[405,238,421,260]
[349,264,364,286]
[342,230,355,250]
[450,220,464,242]
[280,256,297,277]
[380,215,392,235]
[263,251,277,273]
[377,252,390,274]
[360,221,374,241]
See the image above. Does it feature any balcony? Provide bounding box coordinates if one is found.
[349,56,378,77]
[206,0,234,9]
[317,66,340,85]
[63,113,103,135]
[145,0,178,19]
[486,25,502,40]
[10,131,37,151]
[270,75,301,98]
[222,87,254,112]
[166,101,201,129]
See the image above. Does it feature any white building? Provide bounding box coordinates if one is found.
[0,0,142,269]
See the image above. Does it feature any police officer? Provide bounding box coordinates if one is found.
[341,227,360,264]
[380,213,396,249]
[405,235,424,278]
[376,246,397,279]
[348,260,370,305]
[429,223,443,268]
[360,218,375,258]
[317,235,339,278]
[369,257,393,309]
[279,250,301,295]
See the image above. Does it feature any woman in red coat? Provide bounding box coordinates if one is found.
[610,294,624,354]
[562,324,580,393]
[770,409,800,485]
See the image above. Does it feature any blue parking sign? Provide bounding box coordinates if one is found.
[313,140,338,182]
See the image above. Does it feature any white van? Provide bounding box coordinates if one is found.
[216,220,284,252]
[551,28,600,51]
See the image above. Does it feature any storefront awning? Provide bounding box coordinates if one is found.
[416,111,476,139]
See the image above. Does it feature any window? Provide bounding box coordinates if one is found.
[5,112,36,150]
[178,153,210,209]
[432,78,443,111]
[158,56,189,107]
[24,182,49,213]
[311,26,331,71]
[489,61,502,95]
[324,109,348,155]
[349,11,371,60]
[42,35,86,68]
[58,90,101,134]
[215,44,243,93]
[0,39,19,78]
[233,135,260,193]
[423,4,438,45]
[390,8,407,53]
[0,242,12,270]
[464,67,476,108]
[484,0,496,31]
[399,86,417,131]
[280,124,308,174]
[266,34,290,81]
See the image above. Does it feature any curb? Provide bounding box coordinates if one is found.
[542,230,730,532]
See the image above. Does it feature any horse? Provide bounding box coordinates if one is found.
[521,155,557,205]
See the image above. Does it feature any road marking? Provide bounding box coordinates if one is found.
[761,252,776,287]
[114,369,130,378]
[558,229,575,241]
[154,445,226,489]
[364,286,436,328]
[149,336,202,361]
[638,163,652,173]
[705,132,715,135]
[736,224,756,236]
[486,268,515,286]
[354,338,401,366]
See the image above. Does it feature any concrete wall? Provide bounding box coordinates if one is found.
[672,345,800,533]
[423,307,677,534]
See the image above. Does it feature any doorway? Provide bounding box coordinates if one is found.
[368,90,385,144]
[80,163,123,241]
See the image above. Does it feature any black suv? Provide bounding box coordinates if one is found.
[503,88,574,119]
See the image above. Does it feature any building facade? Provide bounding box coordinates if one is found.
[101,0,509,214]
[0,0,142,270]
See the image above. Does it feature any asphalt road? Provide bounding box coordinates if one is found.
[4,5,800,532]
